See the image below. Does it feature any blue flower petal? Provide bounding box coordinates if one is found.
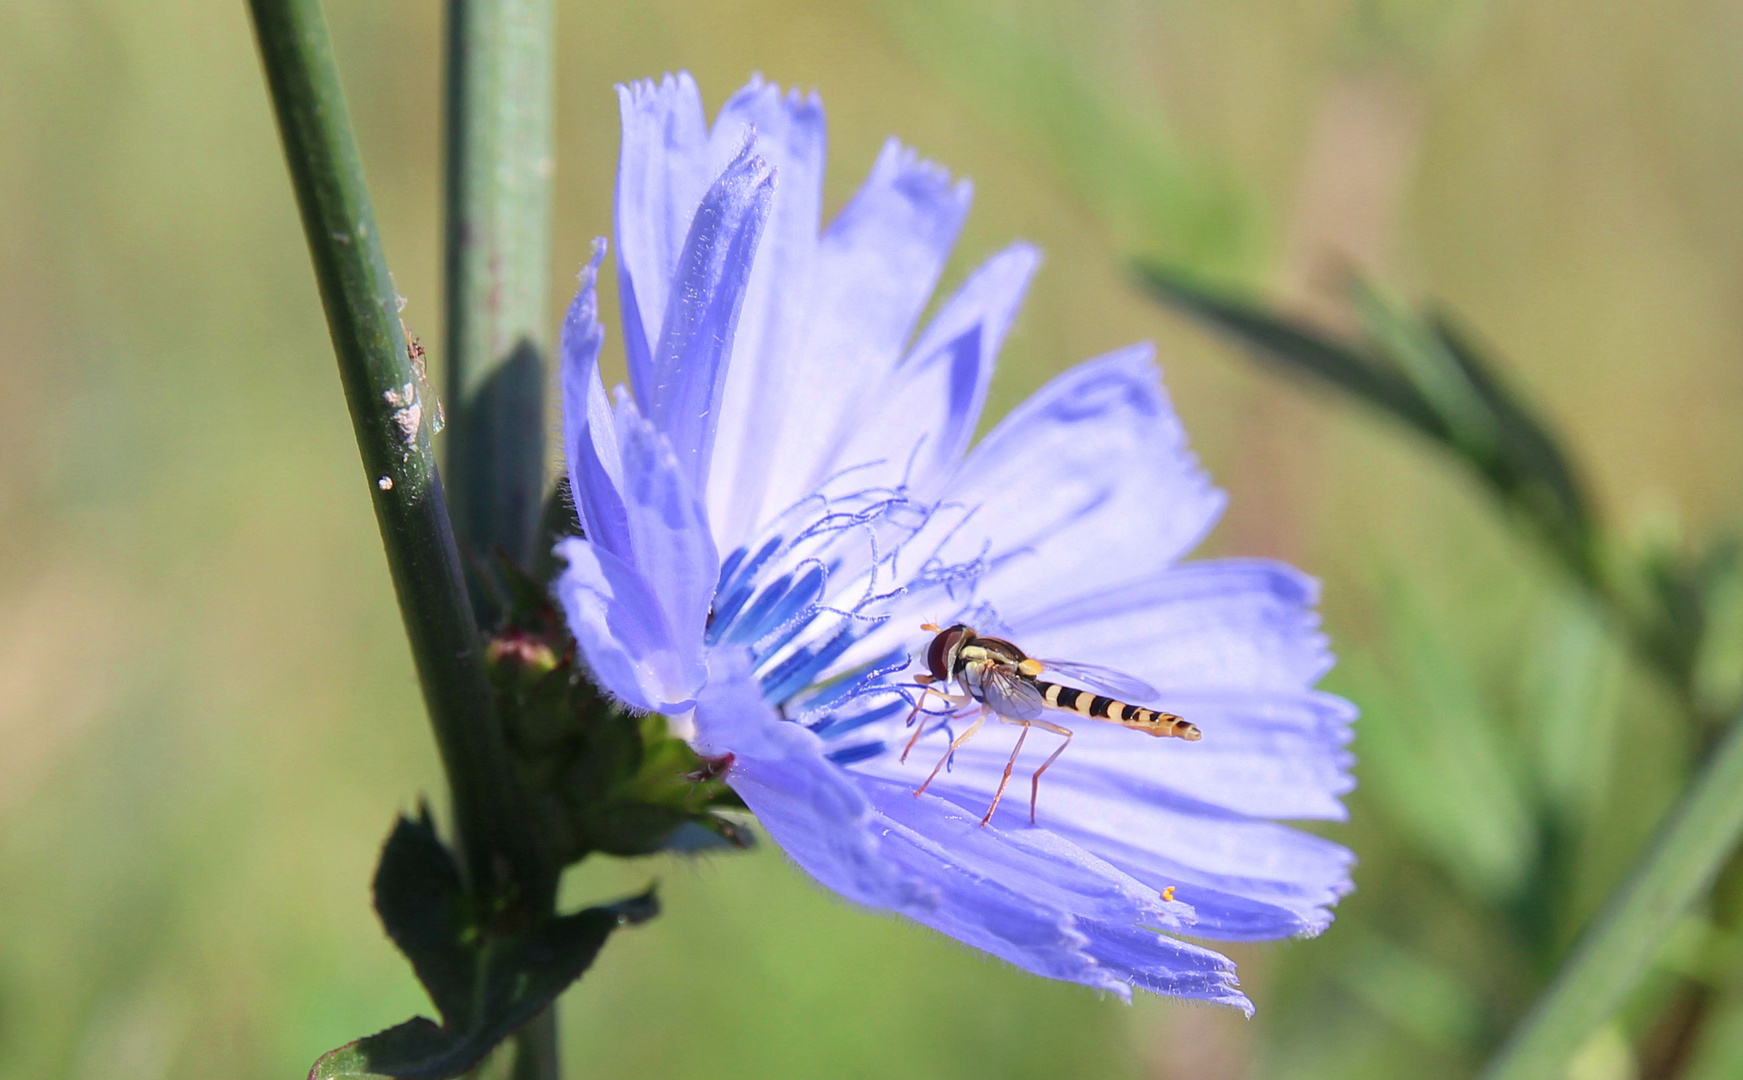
[1014,559,1334,693]
[853,722,1351,940]
[553,537,699,712]
[858,779,1249,1002]
[755,139,973,524]
[1133,690,1354,820]
[693,649,934,912]
[859,775,1184,930]
[935,344,1227,621]
[872,815,1116,992]
[1014,787,1352,940]
[1077,919,1253,1013]
[832,243,1040,496]
[705,79,829,550]
[560,241,631,558]
[613,402,719,680]
[642,144,774,495]
[614,74,714,400]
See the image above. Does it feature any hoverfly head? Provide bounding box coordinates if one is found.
[924,624,975,682]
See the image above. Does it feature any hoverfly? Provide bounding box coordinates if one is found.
[902,623,1201,826]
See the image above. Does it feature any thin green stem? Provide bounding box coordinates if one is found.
[248,0,541,905]
[1478,713,1743,1080]
[443,0,556,627]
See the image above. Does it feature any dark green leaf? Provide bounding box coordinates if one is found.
[1135,264,1448,439]
[1350,281,1501,460]
[312,859,656,1080]
[1140,263,1602,584]
[1427,312,1593,543]
[372,810,475,1023]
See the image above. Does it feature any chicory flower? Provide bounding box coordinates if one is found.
[555,72,1354,1011]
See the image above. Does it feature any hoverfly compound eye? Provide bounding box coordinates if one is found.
[926,625,971,682]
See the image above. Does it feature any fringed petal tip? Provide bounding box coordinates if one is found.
[728,72,825,128]
[872,137,974,211]
[562,240,608,344]
[615,70,703,118]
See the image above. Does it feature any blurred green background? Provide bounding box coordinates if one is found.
[4,1,1743,1078]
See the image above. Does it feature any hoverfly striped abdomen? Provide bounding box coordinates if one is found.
[1036,680,1200,740]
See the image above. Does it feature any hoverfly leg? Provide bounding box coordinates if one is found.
[900,686,973,763]
[1026,719,1073,825]
[915,708,989,798]
[980,721,1032,827]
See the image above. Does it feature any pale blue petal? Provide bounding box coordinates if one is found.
[1020,788,1352,940]
[859,774,1186,930]
[705,78,829,551]
[870,812,1116,992]
[644,143,774,495]
[614,73,714,399]
[830,243,1040,497]
[754,140,973,525]
[853,723,1351,939]
[614,402,719,677]
[559,241,630,557]
[1014,560,1332,693]
[693,649,934,912]
[933,345,1227,622]
[1078,919,1253,1013]
[553,537,700,712]
[857,777,1247,1002]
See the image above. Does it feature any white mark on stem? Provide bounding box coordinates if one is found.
[384,382,422,445]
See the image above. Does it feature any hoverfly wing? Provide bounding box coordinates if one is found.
[1035,659,1160,703]
[980,666,1045,720]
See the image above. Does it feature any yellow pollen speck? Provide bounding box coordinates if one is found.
[1161,886,1176,903]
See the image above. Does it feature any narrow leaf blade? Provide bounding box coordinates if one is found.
[1136,264,1448,439]
[1479,714,1743,1080]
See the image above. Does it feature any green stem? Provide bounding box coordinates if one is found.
[442,2,560,1072]
[1478,713,1743,1080]
[443,0,557,626]
[510,1009,561,1080]
[248,0,541,904]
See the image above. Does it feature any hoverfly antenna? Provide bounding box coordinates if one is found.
[920,623,941,632]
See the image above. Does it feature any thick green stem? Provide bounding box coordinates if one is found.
[442,2,560,1073]
[443,0,556,626]
[1478,713,1743,1080]
[248,0,540,904]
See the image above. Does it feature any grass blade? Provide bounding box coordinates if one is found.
[1479,713,1743,1080]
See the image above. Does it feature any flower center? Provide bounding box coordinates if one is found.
[703,467,1002,764]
